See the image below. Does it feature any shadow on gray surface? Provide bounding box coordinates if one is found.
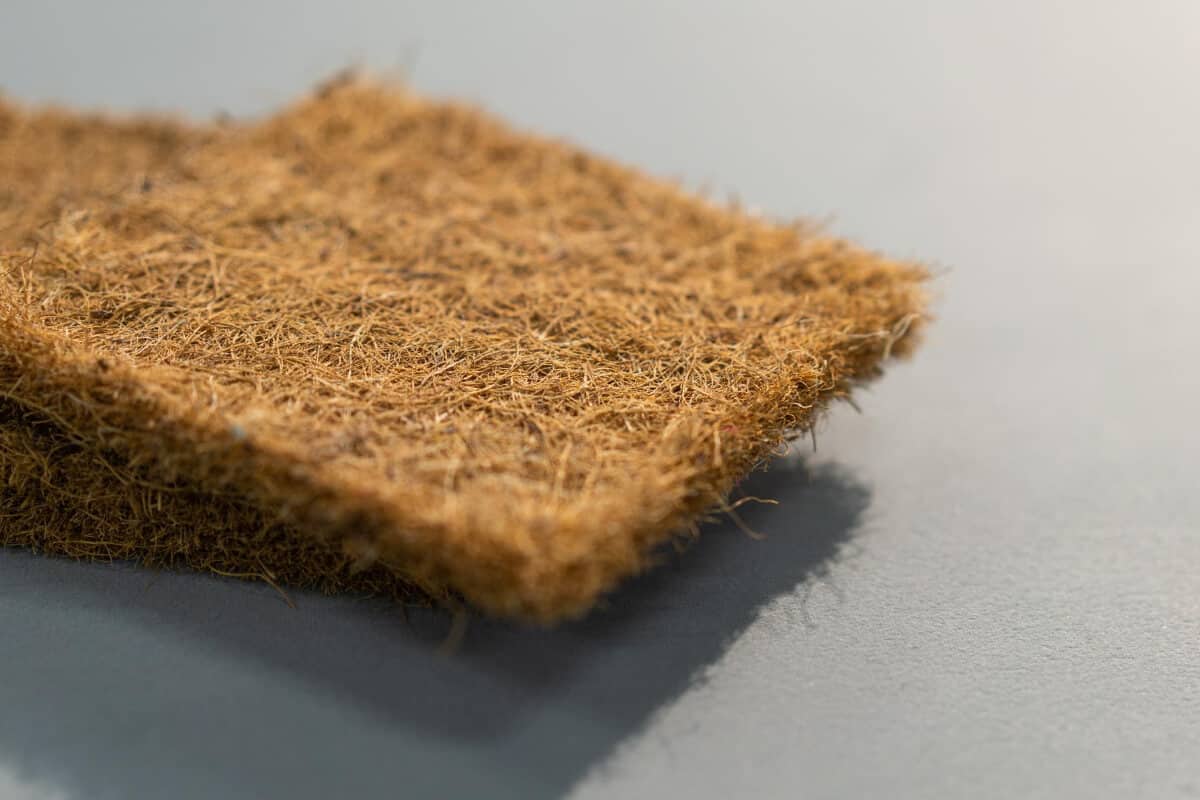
[0,459,868,800]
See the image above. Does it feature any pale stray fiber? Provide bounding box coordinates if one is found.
[0,75,929,622]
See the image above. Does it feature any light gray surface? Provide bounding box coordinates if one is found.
[2,2,1199,798]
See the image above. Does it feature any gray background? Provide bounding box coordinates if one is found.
[2,1,1198,798]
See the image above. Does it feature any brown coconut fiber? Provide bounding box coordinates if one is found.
[0,77,927,622]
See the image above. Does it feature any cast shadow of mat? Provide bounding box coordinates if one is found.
[0,459,868,800]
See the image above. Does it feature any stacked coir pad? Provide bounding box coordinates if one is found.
[0,77,927,622]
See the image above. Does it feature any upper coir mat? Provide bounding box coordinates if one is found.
[0,78,928,622]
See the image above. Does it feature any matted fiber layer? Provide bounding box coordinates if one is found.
[0,78,927,621]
